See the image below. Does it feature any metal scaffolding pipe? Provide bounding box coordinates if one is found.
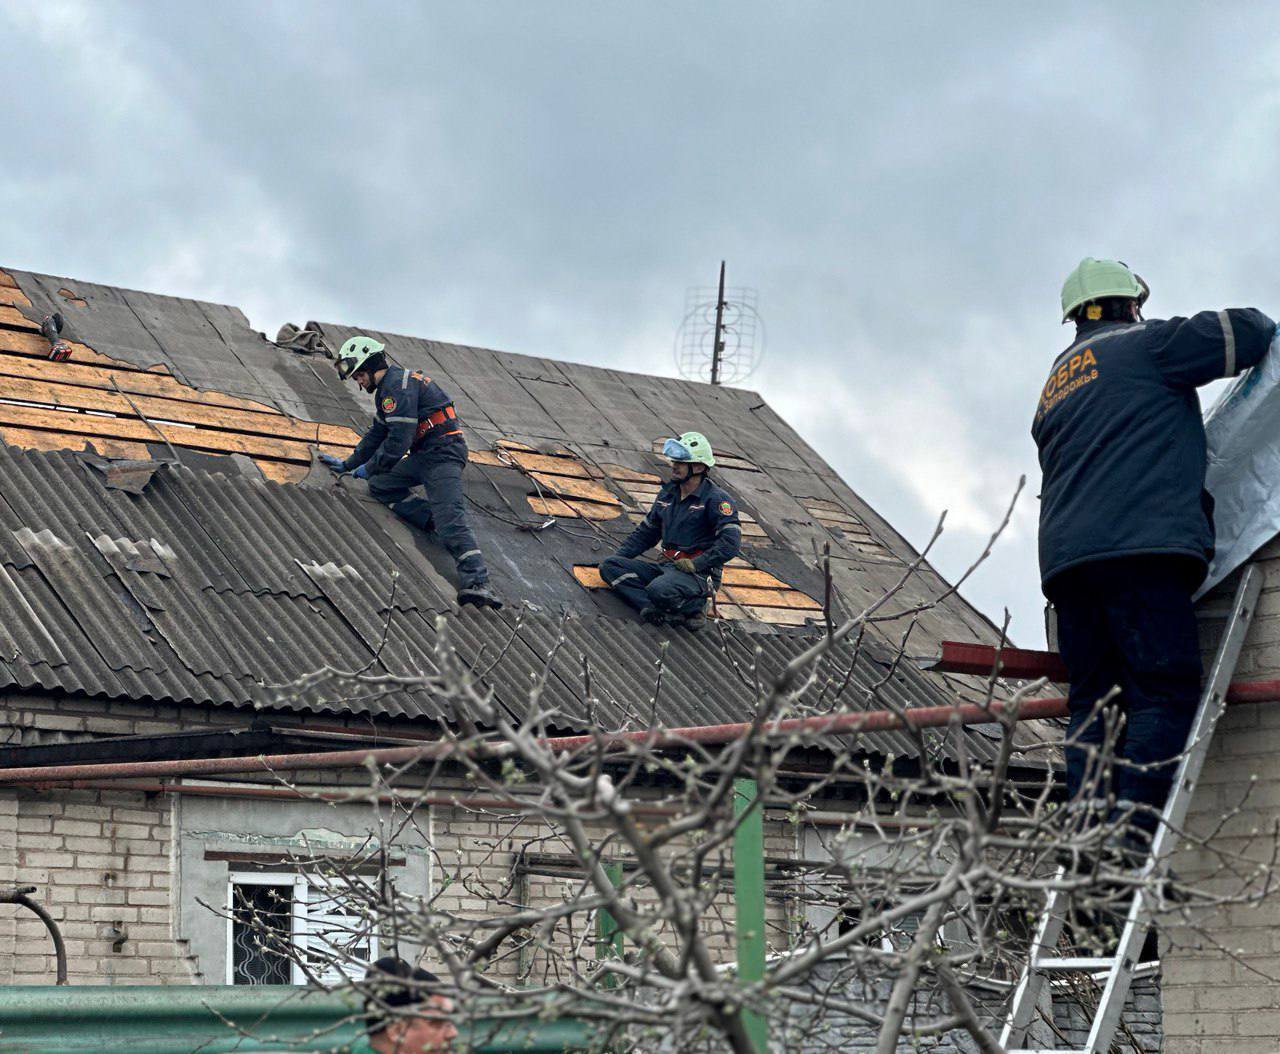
[7,679,1278,789]
[0,696,1075,786]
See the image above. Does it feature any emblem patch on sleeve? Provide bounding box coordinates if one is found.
[380,396,397,414]
[719,500,733,515]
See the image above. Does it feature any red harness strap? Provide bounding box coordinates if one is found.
[662,546,705,563]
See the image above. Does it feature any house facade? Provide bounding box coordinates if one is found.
[0,267,1170,1051]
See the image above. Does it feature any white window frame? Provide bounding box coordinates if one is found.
[226,869,378,986]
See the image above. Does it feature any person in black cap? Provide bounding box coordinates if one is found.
[363,956,457,1053]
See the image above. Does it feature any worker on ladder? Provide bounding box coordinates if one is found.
[599,432,741,630]
[321,336,502,610]
[1033,258,1273,858]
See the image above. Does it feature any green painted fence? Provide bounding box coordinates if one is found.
[0,986,599,1053]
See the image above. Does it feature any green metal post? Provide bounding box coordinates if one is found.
[733,777,769,1053]
[595,859,624,987]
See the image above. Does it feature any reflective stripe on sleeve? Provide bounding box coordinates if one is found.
[608,572,639,586]
[716,523,742,536]
[1219,309,1237,375]
[385,416,418,424]
[458,549,482,562]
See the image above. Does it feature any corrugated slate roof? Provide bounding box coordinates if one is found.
[0,446,1032,763]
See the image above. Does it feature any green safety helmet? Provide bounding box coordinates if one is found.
[663,431,715,468]
[335,335,387,380]
[1060,258,1150,323]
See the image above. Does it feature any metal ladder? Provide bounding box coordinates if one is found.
[1000,564,1261,1054]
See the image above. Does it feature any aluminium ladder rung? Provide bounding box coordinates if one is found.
[998,564,1261,1054]
[1008,1049,1089,1053]
[1031,956,1116,972]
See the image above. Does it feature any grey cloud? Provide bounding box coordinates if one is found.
[2,0,1278,643]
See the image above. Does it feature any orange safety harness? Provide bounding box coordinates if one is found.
[412,404,462,447]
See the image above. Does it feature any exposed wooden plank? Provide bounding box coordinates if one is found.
[1,426,85,454]
[527,471,620,505]
[468,448,511,468]
[0,306,38,332]
[0,271,18,290]
[0,372,357,447]
[814,509,866,528]
[254,460,310,485]
[741,523,769,539]
[0,329,171,373]
[597,462,661,485]
[527,496,622,522]
[0,287,31,309]
[715,456,761,472]
[0,426,149,460]
[722,585,822,610]
[741,605,820,626]
[57,288,88,308]
[572,565,608,589]
[0,350,289,414]
[720,567,790,588]
[0,402,321,463]
[495,438,539,453]
[506,449,591,478]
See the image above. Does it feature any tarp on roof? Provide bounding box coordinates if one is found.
[1199,332,1280,598]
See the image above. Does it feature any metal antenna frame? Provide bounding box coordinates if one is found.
[675,262,765,386]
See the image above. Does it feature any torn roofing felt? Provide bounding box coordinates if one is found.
[0,268,1056,759]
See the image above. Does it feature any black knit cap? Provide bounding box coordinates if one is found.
[363,956,442,1036]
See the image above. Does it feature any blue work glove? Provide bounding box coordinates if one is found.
[673,557,697,574]
[318,452,346,472]
[351,462,370,480]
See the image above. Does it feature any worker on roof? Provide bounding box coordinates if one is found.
[598,431,741,630]
[320,336,502,610]
[1034,258,1275,859]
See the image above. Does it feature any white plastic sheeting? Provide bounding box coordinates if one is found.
[1199,332,1280,598]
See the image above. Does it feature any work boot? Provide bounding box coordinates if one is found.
[680,612,707,632]
[457,583,503,610]
[639,605,666,626]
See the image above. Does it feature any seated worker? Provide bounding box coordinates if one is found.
[320,335,502,609]
[599,431,741,629]
[363,956,458,1053]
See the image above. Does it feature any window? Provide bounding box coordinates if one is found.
[227,871,378,986]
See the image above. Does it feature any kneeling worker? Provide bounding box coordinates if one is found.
[321,335,502,609]
[599,431,741,629]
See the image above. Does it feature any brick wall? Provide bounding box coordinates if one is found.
[2,787,193,984]
[1162,538,1280,1051]
[425,802,799,983]
[0,693,805,986]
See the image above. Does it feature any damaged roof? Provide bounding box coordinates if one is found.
[0,267,1048,762]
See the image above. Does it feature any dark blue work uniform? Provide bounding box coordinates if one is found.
[599,477,742,616]
[1032,309,1274,833]
[343,365,489,589]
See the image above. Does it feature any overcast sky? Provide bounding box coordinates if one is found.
[3,1,1278,645]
